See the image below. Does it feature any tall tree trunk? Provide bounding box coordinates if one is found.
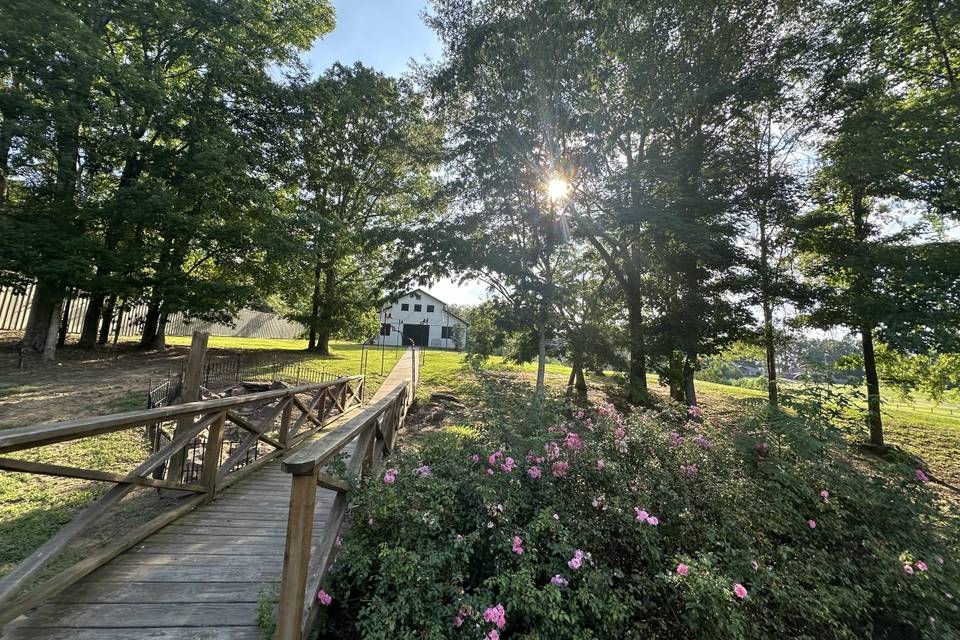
[140,301,161,347]
[314,266,336,356]
[42,299,63,361]
[111,302,124,344]
[22,283,62,351]
[762,300,778,406]
[574,360,588,404]
[152,313,168,351]
[757,194,778,406]
[851,185,883,446]
[683,352,698,408]
[79,293,105,348]
[668,351,684,402]
[307,260,321,351]
[861,324,883,446]
[625,286,648,403]
[97,295,116,344]
[535,317,547,395]
[57,296,72,347]
[81,153,146,349]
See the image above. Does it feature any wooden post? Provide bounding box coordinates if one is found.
[199,411,225,496]
[275,471,318,640]
[278,399,294,448]
[166,331,209,484]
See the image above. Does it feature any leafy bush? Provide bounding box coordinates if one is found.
[730,376,768,391]
[319,378,960,639]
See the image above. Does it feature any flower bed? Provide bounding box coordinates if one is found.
[319,381,959,639]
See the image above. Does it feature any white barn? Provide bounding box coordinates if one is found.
[377,288,470,350]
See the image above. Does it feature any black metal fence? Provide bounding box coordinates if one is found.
[147,356,343,410]
[144,356,348,480]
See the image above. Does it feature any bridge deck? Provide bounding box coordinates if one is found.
[6,463,337,639]
[5,350,416,639]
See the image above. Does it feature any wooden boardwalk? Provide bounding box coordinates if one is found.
[4,350,416,639]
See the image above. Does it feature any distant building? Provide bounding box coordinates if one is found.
[377,289,469,349]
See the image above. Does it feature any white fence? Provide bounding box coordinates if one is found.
[0,286,305,340]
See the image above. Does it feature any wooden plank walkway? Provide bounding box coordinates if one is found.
[4,350,416,639]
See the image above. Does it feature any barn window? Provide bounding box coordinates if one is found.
[441,326,452,339]
[426,304,435,312]
[401,303,409,311]
[380,323,391,336]
[414,304,422,312]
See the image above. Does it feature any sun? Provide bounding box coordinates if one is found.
[546,177,569,202]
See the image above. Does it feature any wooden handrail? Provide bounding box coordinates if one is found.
[0,375,365,624]
[282,382,409,474]
[0,376,363,454]
[275,380,413,640]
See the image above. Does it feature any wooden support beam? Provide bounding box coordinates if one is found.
[278,398,294,447]
[316,471,349,493]
[0,457,206,493]
[225,411,284,450]
[200,412,226,495]
[282,384,407,475]
[275,472,318,640]
[166,331,209,483]
[300,413,378,635]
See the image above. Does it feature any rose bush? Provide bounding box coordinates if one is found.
[319,379,960,639]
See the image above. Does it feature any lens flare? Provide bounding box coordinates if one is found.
[546,177,569,201]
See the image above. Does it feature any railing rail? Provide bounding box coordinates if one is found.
[275,377,413,640]
[0,374,365,626]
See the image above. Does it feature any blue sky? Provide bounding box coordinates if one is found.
[306,0,443,78]
[305,1,487,306]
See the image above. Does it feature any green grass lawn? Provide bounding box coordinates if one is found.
[162,335,575,401]
[692,377,960,488]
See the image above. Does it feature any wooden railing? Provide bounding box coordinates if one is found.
[275,378,413,640]
[0,375,364,626]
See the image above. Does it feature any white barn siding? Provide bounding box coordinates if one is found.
[377,289,469,350]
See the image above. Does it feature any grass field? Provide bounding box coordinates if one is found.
[692,377,960,489]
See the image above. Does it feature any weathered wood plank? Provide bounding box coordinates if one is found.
[90,564,280,583]
[110,553,278,567]
[22,602,260,628]
[51,581,273,604]
[125,542,285,556]
[159,524,288,537]
[147,533,288,546]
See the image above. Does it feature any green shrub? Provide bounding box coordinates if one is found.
[320,380,960,639]
[730,376,768,391]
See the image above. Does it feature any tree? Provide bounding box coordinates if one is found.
[730,99,811,406]
[800,0,960,446]
[428,1,586,395]
[0,0,335,355]
[283,63,443,354]
[551,249,625,403]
